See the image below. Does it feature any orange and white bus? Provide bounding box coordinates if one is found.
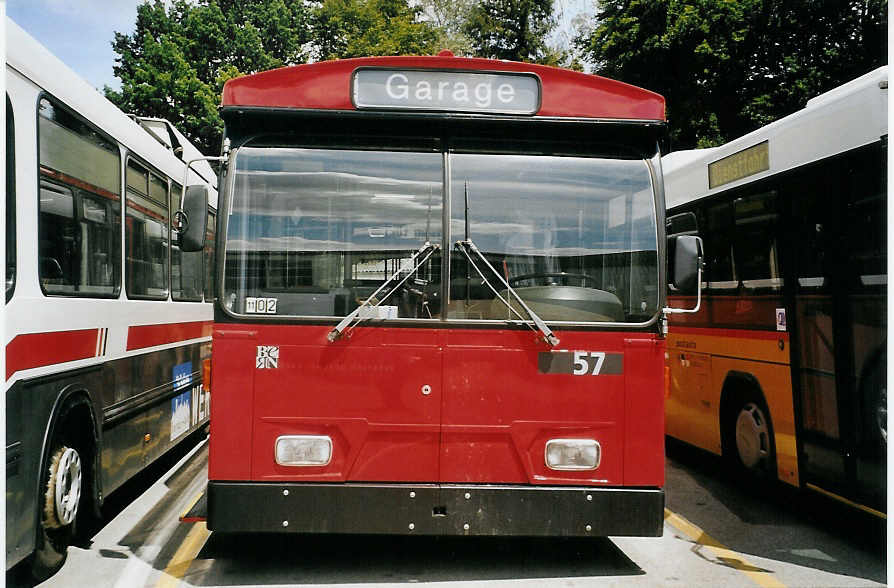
[664,66,886,516]
[5,18,218,580]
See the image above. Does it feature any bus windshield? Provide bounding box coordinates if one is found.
[223,145,659,323]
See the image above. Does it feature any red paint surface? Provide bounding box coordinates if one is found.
[667,295,786,331]
[208,328,257,481]
[441,329,630,485]
[126,320,213,351]
[670,326,791,342]
[622,337,666,485]
[6,328,99,379]
[207,324,665,488]
[222,57,665,121]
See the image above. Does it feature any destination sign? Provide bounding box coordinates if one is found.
[708,141,770,188]
[353,68,540,115]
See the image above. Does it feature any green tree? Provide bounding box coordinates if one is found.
[576,0,887,149]
[108,0,443,153]
[418,0,476,56]
[464,0,565,64]
[312,0,440,60]
[106,0,312,155]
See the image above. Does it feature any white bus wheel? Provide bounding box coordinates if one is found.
[734,402,771,471]
[43,446,82,529]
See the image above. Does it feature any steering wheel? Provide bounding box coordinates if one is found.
[508,272,597,287]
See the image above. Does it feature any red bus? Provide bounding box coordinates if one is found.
[181,54,697,537]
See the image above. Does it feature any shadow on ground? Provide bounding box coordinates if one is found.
[665,438,886,584]
[192,532,642,585]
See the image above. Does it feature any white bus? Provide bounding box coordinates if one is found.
[5,18,219,580]
[663,67,886,516]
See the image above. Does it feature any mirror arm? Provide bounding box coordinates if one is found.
[181,154,227,205]
[663,261,703,316]
[176,151,228,247]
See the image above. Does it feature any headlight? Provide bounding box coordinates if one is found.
[545,438,600,471]
[275,435,332,466]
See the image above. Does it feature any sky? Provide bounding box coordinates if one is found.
[7,0,594,92]
[8,0,148,91]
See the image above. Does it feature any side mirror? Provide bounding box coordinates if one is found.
[672,235,703,294]
[178,185,209,252]
[666,212,698,237]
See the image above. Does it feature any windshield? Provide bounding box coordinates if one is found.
[223,146,659,323]
[450,153,658,323]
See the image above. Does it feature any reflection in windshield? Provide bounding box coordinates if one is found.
[225,148,443,318]
[223,147,659,323]
[449,154,658,322]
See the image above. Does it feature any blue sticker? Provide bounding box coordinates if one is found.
[173,361,193,391]
[171,390,191,440]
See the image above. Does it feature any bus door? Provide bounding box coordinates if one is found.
[250,325,444,483]
[439,150,662,488]
[790,145,886,508]
[223,145,447,484]
[440,330,634,487]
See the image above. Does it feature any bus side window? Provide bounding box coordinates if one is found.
[6,95,15,301]
[171,182,203,301]
[38,96,121,297]
[844,145,886,452]
[733,191,781,290]
[703,201,737,291]
[125,160,169,299]
[845,146,886,290]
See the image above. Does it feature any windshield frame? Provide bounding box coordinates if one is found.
[216,136,665,330]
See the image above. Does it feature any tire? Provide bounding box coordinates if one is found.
[30,444,84,582]
[859,350,886,451]
[723,391,777,479]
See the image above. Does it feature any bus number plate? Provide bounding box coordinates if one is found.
[538,351,623,376]
[246,297,278,314]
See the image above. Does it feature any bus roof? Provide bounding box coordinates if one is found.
[221,56,666,121]
[6,17,217,193]
[662,66,887,210]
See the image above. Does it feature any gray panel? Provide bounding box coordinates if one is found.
[538,352,624,375]
[354,69,539,115]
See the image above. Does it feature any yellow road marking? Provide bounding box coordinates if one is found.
[178,490,205,521]
[664,508,786,588]
[806,483,887,519]
[155,522,210,588]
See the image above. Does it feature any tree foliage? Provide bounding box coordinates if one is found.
[313,0,439,61]
[107,0,439,154]
[418,0,476,56]
[106,0,312,155]
[464,0,566,64]
[576,0,887,148]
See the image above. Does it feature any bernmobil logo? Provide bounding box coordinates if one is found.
[256,346,280,369]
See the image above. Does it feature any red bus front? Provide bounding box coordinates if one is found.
[206,56,668,537]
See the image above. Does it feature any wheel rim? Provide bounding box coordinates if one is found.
[735,402,770,469]
[53,448,82,526]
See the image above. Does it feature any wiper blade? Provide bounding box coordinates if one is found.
[455,239,559,347]
[328,242,440,342]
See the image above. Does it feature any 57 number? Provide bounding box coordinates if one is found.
[573,351,606,376]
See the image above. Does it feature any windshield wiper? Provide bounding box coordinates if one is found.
[454,239,560,347]
[328,242,440,342]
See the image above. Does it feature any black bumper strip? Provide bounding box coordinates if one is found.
[207,482,664,537]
